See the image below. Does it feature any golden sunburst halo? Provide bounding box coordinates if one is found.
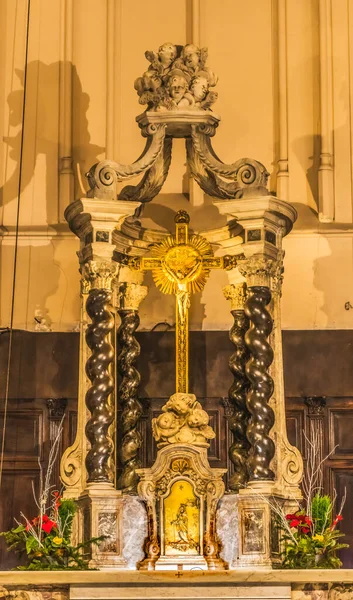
[151,232,214,295]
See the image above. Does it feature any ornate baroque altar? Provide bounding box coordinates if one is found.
[59,41,303,571]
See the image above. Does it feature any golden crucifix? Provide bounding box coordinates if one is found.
[128,210,237,394]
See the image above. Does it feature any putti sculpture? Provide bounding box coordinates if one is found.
[86,42,269,205]
[62,42,303,571]
[134,42,218,112]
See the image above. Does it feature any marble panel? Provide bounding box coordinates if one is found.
[122,496,148,569]
[216,494,239,566]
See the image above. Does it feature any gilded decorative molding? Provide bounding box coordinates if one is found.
[136,445,227,571]
[82,260,119,291]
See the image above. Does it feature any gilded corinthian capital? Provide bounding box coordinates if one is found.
[81,260,119,291]
[116,282,148,311]
[222,282,247,311]
[237,256,278,288]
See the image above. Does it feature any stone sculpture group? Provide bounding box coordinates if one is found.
[152,392,216,446]
[134,42,218,111]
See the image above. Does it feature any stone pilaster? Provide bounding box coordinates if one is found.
[115,281,148,494]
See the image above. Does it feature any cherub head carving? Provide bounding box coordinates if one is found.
[134,43,218,112]
[182,44,202,71]
[157,42,177,68]
[152,392,215,447]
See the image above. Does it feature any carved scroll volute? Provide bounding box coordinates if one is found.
[60,277,90,496]
[204,480,226,570]
[116,282,148,494]
[189,125,269,199]
[86,124,166,199]
[137,480,160,569]
[82,260,119,485]
[222,283,251,492]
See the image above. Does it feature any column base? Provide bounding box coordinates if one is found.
[78,484,128,569]
[234,490,283,568]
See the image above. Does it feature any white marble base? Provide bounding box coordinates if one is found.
[216,493,239,567]
[122,495,147,569]
[69,583,291,599]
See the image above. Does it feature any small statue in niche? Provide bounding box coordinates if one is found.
[134,42,218,112]
[152,392,215,447]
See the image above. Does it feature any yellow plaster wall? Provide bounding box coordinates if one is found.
[1,0,353,331]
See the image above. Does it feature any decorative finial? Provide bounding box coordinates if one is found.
[174,210,190,224]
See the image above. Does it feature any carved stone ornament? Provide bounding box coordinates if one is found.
[237,256,278,288]
[152,392,215,448]
[46,397,68,419]
[134,43,218,112]
[223,282,247,311]
[81,260,119,291]
[136,444,227,570]
[304,396,327,416]
[84,43,270,205]
[116,282,148,311]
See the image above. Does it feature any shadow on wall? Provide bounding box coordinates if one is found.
[291,133,320,212]
[312,235,353,329]
[0,61,104,219]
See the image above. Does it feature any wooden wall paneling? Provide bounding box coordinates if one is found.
[0,470,41,570]
[327,466,353,568]
[0,396,77,569]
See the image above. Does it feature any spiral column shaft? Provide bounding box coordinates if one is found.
[228,308,251,490]
[223,283,251,492]
[244,285,275,481]
[85,287,115,484]
[116,282,147,494]
[117,310,142,493]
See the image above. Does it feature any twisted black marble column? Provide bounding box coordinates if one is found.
[85,289,115,484]
[245,286,275,481]
[117,309,142,493]
[227,309,251,491]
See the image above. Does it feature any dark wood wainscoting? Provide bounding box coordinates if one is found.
[1,330,353,568]
[0,397,77,569]
[285,396,353,568]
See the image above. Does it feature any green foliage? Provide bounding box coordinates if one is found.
[280,493,349,569]
[0,495,104,571]
[311,494,332,533]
